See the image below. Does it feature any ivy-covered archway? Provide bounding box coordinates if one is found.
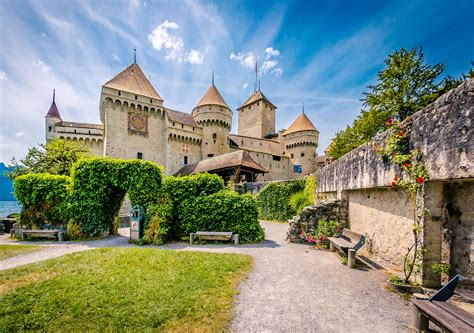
[69,158,163,236]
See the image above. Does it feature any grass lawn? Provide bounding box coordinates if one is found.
[0,244,42,260]
[0,248,252,332]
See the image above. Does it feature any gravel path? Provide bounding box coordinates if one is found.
[0,222,413,332]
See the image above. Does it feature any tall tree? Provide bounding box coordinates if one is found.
[327,47,464,159]
[7,139,92,179]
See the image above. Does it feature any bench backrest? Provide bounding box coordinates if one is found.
[430,274,466,302]
[339,228,365,251]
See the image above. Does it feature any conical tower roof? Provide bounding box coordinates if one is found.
[195,84,230,109]
[103,63,162,100]
[284,112,317,135]
[238,90,276,110]
[46,89,61,118]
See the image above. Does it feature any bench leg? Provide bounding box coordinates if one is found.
[58,232,64,242]
[233,234,239,245]
[348,249,356,268]
[414,307,429,332]
[330,242,335,252]
[21,231,25,241]
[190,233,194,245]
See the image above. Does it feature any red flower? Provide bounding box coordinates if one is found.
[403,163,410,168]
[417,177,424,183]
[398,130,404,137]
[391,182,396,186]
[387,118,393,124]
[393,176,398,181]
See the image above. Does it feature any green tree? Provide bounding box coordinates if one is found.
[327,47,465,159]
[7,139,92,179]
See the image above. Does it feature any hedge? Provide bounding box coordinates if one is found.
[145,173,225,242]
[256,180,305,221]
[179,190,264,243]
[14,173,70,229]
[69,158,163,237]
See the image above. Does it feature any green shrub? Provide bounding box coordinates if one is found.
[289,191,311,214]
[256,180,305,221]
[314,218,340,241]
[304,174,316,204]
[179,190,264,243]
[69,158,163,237]
[14,173,70,229]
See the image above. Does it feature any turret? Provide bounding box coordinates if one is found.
[191,77,232,159]
[45,89,62,142]
[283,111,319,177]
[237,89,277,138]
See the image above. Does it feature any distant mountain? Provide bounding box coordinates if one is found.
[0,163,16,201]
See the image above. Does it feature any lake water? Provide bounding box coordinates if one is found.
[0,201,21,217]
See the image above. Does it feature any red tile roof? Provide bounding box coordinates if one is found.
[195,84,230,108]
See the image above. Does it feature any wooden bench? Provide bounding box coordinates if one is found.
[20,229,65,241]
[413,274,474,332]
[328,228,365,268]
[190,231,239,245]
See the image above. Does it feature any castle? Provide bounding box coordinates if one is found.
[45,61,320,181]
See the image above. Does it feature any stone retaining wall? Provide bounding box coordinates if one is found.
[315,80,474,287]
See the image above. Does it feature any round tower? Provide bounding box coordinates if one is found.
[192,79,232,159]
[45,89,62,142]
[283,111,319,177]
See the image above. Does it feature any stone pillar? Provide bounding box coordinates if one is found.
[421,182,444,288]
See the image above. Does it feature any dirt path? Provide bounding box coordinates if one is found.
[0,222,413,332]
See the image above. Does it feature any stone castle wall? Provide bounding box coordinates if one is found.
[315,80,474,286]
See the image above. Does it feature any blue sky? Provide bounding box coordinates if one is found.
[0,0,472,163]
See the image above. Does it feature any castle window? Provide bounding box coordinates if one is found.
[209,106,212,110]
[74,129,76,133]
[213,133,217,139]
[88,131,91,134]
[135,95,138,100]
[150,99,153,103]
[173,122,175,126]
[118,91,121,96]
[184,156,188,165]
[48,126,52,132]
[137,152,143,159]
[257,102,259,106]
[192,127,195,131]
[181,124,184,129]
[207,154,214,158]
[272,155,281,161]
[291,153,294,158]
[301,152,305,157]
[248,106,251,110]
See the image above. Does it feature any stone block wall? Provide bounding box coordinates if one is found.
[315,80,474,286]
[287,200,348,242]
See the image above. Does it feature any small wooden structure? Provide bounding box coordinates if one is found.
[190,231,239,245]
[328,228,365,268]
[413,275,474,332]
[174,150,268,183]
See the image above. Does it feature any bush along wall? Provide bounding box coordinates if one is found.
[145,173,224,243]
[257,180,305,221]
[179,190,264,243]
[14,173,70,229]
[69,158,163,237]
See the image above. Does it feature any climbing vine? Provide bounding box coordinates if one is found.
[377,117,429,284]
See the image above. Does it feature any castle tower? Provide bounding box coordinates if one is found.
[191,79,232,159]
[99,61,167,164]
[283,111,319,176]
[237,89,277,138]
[45,89,62,141]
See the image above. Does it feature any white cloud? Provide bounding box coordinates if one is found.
[42,14,74,32]
[265,47,280,58]
[242,83,249,89]
[0,71,7,81]
[112,54,122,63]
[148,20,184,60]
[129,0,140,7]
[230,52,255,68]
[186,49,204,64]
[272,68,283,76]
[15,131,24,138]
[36,60,51,74]
[261,60,278,73]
